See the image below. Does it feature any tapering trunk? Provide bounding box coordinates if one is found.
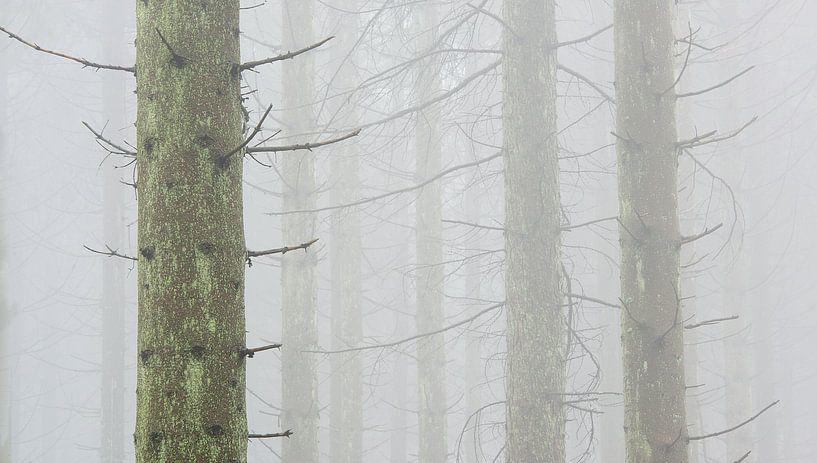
[0,40,10,463]
[413,3,447,463]
[280,1,319,462]
[134,2,248,461]
[463,188,481,463]
[503,0,565,461]
[615,1,688,462]
[101,1,127,460]
[329,3,363,462]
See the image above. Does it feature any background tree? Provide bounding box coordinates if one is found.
[503,0,565,461]
[615,1,688,461]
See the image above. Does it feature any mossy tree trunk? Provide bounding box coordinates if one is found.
[101,0,127,460]
[413,3,447,462]
[280,1,319,462]
[329,2,363,462]
[615,1,688,462]
[503,0,565,461]
[134,2,248,462]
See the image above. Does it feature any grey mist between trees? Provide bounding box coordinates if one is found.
[0,0,814,462]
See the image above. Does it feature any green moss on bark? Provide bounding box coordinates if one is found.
[134,1,248,462]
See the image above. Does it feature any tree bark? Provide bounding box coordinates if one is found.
[0,40,10,463]
[503,0,565,462]
[101,1,127,460]
[134,2,248,461]
[615,1,688,462]
[280,1,319,462]
[330,3,363,462]
[414,3,447,463]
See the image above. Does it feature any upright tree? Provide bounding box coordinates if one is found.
[329,2,363,462]
[413,3,447,462]
[615,1,688,462]
[100,0,128,460]
[502,0,565,461]
[0,36,10,463]
[280,1,319,462]
[134,2,248,461]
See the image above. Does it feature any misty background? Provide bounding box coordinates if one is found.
[1,0,816,462]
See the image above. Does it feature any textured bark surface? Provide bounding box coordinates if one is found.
[414,4,447,463]
[280,1,319,462]
[101,1,127,460]
[503,1,565,462]
[329,3,363,462]
[134,2,248,461]
[615,1,688,462]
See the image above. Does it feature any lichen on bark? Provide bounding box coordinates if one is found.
[134,1,248,461]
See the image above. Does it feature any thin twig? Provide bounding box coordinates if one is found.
[677,66,755,99]
[684,315,738,330]
[0,25,135,73]
[220,104,274,162]
[246,238,319,263]
[249,430,293,439]
[82,122,137,156]
[554,24,612,49]
[681,223,723,244]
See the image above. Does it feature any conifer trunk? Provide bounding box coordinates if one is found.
[615,1,688,462]
[134,2,248,461]
[503,0,565,461]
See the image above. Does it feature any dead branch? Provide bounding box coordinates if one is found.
[554,24,612,49]
[241,36,334,71]
[83,245,138,261]
[676,66,755,99]
[733,451,751,463]
[688,401,779,441]
[309,302,504,355]
[155,28,188,67]
[220,104,274,162]
[249,430,293,439]
[241,343,282,358]
[246,129,360,154]
[568,293,620,309]
[246,238,319,265]
[82,122,137,157]
[684,315,739,330]
[0,25,135,73]
[558,65,615,103]
[681,223,723,244]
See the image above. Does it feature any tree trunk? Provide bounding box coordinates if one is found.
[503,0,565,462]
[615,1,688,462]
[413,3,447,463]
[329,3,363,462]
[134,2,248,461]
[280,1,319,462]
[0,41,10,463]
[101,1,127,460]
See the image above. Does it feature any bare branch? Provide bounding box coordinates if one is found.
[249,430,293,439]
[241,343,282,358]
[676,66,755,99]
[684,315,739,330]
[246,129,360,154]
[688,401,779,441]
[558,65,615,103]
[83,245,137,262]
[681,223,723,244]
[241,36,334,71]
[0,25,135,73]
[246,238,319,264]
[554,24,612,49]
[82,122,137,157]
[220,104,274,162]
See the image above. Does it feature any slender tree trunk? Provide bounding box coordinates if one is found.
[615,1,688,462]
[463,189,481,463]
[0,40,10,463]
[390,355,408,463]
[503,0,565,461]
[413,3,447,463]
[675,6,700,462]
[134,2,248,461]
[330,3,363,462]
[101,1,127,460]
[280,1,319,462]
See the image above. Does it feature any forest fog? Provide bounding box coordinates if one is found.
[0,0,814,462]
